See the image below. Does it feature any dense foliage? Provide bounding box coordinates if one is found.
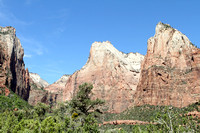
[100,103,200,132]
[1,84,200,132]
[0,83,103,132]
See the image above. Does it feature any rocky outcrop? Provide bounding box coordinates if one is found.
[45,74,70,93]
[102,120,156,125]
[0,26,30,101]
[28,88,58,106]
[28,74,69,105]
[134,22,200,107]
[28,73,55,106]
[30,73,49,89]
[64,41,144,113]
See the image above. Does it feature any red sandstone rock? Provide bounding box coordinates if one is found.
[45,75,70,93]
[64,41,144,113]
[186,111,200,119]
[0,26,30,100]
[134,22,200,107]
[102,120,156,125]
[28,73,58,106]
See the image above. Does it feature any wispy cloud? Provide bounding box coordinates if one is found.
[19,35,47,57]
[46,69,64,74]
[47,8,70,35]
[24,54,32,58]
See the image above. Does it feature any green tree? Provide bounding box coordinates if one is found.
[69,83,105,116]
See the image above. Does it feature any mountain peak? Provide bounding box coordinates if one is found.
[155,22,172,34]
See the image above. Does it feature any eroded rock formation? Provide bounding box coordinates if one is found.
[28,74,69,105]
[45,74,70,93]
[64,41,144,113]
[30,73,49,89]
[134,22,200,107]
[0,26,30,100]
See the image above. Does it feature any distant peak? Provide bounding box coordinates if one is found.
[156,22,172,34]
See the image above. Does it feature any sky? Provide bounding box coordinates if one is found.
[0,0,200,84]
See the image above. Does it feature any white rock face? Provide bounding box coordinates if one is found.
[55,75,70,85]
[30,73,49,88]
[147,22,197,69]
[83,41,144,72]
[0,26,24,60]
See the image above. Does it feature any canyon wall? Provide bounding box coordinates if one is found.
[64,41,144,113]
[134,22,200,107]
[0,26,30,100]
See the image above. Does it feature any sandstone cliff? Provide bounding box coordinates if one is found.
[30,73,49,89]
[0,26,30,101]
[64,41,144,113]
[134,22,200,107]
[45,74,70,93]
[28,74,69,105]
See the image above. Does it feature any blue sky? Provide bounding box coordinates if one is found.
[0,0,200,84]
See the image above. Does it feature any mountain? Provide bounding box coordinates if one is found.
[134,22,200,107]
[64,41,144,113]
[0,26,30,101]
[30,73,49,89]
[44,74,70,93]
[28,74,70,105]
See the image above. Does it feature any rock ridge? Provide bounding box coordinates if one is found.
[134,22,200,107]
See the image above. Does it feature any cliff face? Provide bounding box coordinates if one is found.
[0,26,30,101]
[64,41,144,113]
[43,75,70,102]
[45,75,70,93]
[28,74,69,105]
[134,22,200,107]
[30,73,49,89]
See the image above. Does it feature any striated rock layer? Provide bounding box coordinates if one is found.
[29,74,69,105]
[134,22,200,107]
[64,41,144,113]
[0,26,30,100]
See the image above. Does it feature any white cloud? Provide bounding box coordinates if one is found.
[24,54,32,58]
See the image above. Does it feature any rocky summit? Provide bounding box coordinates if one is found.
[64,41,144,113]
[0,26,30,101]
[134,22,200,107]
[30,73,49,89]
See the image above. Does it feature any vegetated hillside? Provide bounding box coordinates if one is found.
[100,102,200,132]
[1,85,200,132]
[0,83,103,132]
[0,87,31,112]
